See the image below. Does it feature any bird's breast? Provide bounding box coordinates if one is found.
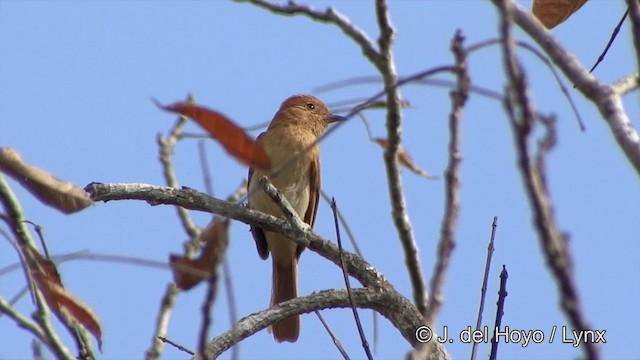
[249,127,317,219]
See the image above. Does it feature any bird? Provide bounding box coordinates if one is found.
[247,94,344,342]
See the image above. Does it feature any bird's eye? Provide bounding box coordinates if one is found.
[306,103,316,110]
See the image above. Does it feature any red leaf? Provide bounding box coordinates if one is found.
[25,246,103,350]
[170,218,229,290]
[156,101,271,170]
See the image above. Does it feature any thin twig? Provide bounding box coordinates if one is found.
[0,296,46,343]
[157,94,200,240]
[320,190,363,257]
[145,284,180,360]
[466,38,584,131]
[158,336,195,355]
[470,217,498,360]
[32,288,76,359]
[331,198,372,360]
[198,271,218,358]
[314,310,350,360]
[489,266,508,360]
[588,8,629,73]
[22,221,50,259]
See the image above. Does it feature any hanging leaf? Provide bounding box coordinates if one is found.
[532,0,588,29]
[24,245,103,350]
[155,100,271,170]
[374,138,437,179]
[170,218,229,290]
[0,147,92,214]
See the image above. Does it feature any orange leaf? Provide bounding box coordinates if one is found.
[168,255,209,291]
[374,138,437,179]
[170,218,229,290]
[156,101,271,170]
[532,0,588,29]
[25,246,103,350]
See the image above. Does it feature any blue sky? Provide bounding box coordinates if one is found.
[1,1,638,359]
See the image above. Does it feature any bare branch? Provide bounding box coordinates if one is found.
[145,284,180,360]
[612,72,640,96]
[626,0,640,71]
[198,288,449,360]
[236,0,382,68]
[497,1,599,358]
[491,0,640,177]
[0,296,46,344]
[373,0,429,317]
[416,30,468,360]
[86,182,382,287]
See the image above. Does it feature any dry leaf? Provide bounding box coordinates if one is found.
[374,138,437,179]
[0,147,92,214]
[170,218,229,290]
[533,0,588,29]
[155,101,271,170]
[24,245,103,350]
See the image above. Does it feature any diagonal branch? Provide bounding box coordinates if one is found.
[612,72,640,96]
[86,182,382,288]
[626,0,640,71]
[236,0,382,68]
[496,1,598,359]
[490,0,640,177]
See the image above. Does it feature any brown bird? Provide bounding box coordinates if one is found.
[248,95,343,342]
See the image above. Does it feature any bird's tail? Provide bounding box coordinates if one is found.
[270,257,299,342]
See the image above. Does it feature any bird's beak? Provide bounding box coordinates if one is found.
[329,114,346,123]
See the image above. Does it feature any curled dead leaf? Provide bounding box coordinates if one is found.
[0,147,92,214]
[170,218,229,290]
[532,0,588,29]
[155,100,271,171]
[374,138,437,179]
[24,245,103,350]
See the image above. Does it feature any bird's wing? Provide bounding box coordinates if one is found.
[248,133,270,260]
[298,154,320,258]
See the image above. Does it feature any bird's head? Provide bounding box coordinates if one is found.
[269,94,344,136]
